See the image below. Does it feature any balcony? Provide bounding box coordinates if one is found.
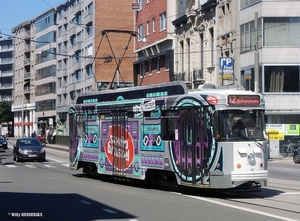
[24,72,31,79]
[84,57,93,66]
[84,13,93,25]
[24,58,31,66]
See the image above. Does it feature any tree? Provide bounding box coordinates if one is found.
[0,101,14,123]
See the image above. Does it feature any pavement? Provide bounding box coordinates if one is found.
[7,137,68,152]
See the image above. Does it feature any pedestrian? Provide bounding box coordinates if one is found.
[51,129,57,144]
[46,128,50,143]
[31,131,37,138]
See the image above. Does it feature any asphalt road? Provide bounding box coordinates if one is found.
[1,139,299,221]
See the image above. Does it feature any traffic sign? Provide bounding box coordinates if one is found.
[219,57,234,79]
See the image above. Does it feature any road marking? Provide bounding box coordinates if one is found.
[46,157,62,163]
[80,200,92,205]
[44,164,57,168]
[5,165,17,168]
[281,192,300,195]
[62,164,69,167]
[25,165,37,168]
[102,209,117,214]
[175,193,299,221]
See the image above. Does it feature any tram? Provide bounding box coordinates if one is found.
[69,81,268,189]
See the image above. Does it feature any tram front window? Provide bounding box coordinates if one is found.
[214,110,265,141]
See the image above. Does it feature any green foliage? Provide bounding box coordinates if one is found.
[0,101,14,123]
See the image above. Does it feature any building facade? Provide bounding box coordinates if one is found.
[0,37,14,101]
[12,21,36,138]
[11,0,136,137]
[133,0,176,86]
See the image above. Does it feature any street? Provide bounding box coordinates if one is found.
[0,140,299,221]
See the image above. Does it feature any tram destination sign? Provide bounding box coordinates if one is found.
[227,95,260,105]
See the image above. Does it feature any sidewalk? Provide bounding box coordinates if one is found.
[7,137,68,152]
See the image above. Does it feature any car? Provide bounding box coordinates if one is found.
[13,138,46,162]
[293,147,300,163]
[0,135,8,149]
[280,136,300,153]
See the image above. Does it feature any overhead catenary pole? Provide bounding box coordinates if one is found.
[254,12,260,93]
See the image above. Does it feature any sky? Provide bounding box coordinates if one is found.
[0,0,65,37]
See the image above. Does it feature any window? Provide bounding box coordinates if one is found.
[165,56,169,71]
[86,44,93,56]
[152,18,156,32]
[148,60,152,75]
[147,20,150,35]
[73,50,82,64]
[240,0,261,9]
[86,24,93,37]
[264,66,300,93]
[240,20,262,52]
[87,3,93,14]
[58,26,62,37]
[160,12,166,31]
[139,0,143,9]
[86,65,93,78]
[157,57,160,73]
[138,24,144,41]
[264,17,300,47]
[140,63,145,78]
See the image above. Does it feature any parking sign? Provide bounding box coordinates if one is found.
[219,57,234,79]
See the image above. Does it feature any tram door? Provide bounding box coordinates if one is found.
[111,111,127,175]
[178,108,207,185]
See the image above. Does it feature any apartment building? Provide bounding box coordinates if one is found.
[11,0,136,137]
[134,0,176,86]
[0,37,14,101]
[239,0,300,125]
[12,21,36,138]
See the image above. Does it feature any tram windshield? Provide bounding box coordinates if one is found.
[213,109,265,141]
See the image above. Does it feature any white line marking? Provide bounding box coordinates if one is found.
[80,200,92,205]
[62,164,69,167]
[176,193,299,221]
[5,165,17,167]
[46,157,62,163]
[281,192,300,195]
[102,209,117,214]
[25,165,37,168]
[44,164,57,168]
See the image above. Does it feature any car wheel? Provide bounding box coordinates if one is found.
[13,154,16,161]
[293,153,300,163]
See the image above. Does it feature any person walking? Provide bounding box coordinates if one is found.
[51,129,57,144]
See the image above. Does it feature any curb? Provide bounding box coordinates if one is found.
[7,138,68,153]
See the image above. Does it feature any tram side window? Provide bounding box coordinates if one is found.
[77,113,86,138]
[161,110,178,140]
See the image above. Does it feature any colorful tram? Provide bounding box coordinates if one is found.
[69,81,268,189]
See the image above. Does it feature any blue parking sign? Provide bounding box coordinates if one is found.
[220,57,234,79]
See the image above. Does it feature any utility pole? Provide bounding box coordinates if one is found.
[254,12,260,93]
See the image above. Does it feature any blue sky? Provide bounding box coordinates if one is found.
[0,0,64,36]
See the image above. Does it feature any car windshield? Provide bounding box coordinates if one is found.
[0,135,5,139]
[19,139,41,146]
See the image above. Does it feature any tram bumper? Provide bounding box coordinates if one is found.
[209,170,268,189]
[231,170,268,187]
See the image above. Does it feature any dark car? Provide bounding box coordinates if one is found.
[0,135,8,149]
[280,136,300,153]
[13,138,46,162]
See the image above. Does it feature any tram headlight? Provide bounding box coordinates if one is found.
[247,153,256,166]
